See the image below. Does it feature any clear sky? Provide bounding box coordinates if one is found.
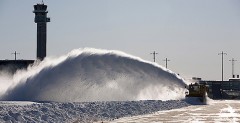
[1,0,240,80]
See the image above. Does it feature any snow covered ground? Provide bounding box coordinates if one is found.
[110,100,240,123]
[0,100,189,123]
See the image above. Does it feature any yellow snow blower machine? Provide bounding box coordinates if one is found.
[185,83,209,103]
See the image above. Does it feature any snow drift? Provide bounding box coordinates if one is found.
[0,48,187,102]
[0,100,190,122]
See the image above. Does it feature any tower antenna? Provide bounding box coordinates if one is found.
[163,58,170,68]
[229,58,237,78]
[11,51,20,60]
[150,51,158,62]
[218,51,227,81]
[42,0,44,4]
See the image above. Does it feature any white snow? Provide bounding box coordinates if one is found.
[1,48,186,102]
[0,101,35,106]
[110,100,240,123]
[0,100,189,123]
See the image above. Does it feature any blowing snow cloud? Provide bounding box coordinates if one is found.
[0,48,187,102]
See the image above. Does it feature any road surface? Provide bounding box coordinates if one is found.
[110,100,240,122]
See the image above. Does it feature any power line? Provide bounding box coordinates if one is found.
[163,58,170,68]
[150,51,158,62]
[229,58,237,78]
[218,51,227,81]
[11,51,20,60]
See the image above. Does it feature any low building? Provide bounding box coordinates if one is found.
[199,78,240,99]
[0,60,34,74]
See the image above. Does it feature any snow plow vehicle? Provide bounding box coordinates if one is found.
[185,83,209,103]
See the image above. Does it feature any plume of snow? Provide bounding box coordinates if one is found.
[0,48,187,102]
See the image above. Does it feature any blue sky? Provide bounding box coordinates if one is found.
[1,0,240,80]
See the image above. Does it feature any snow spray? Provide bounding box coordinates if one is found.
[0,48,187,102]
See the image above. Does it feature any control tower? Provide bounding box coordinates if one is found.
[33,2,50,60]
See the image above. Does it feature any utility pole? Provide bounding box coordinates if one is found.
[163,58,170,68]
[218,51,227,81]
[229,58,237,78]
[150,51,158,62]
[11,51,20,60]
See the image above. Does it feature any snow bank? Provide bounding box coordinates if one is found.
[0,100,190,123]
[1,48,187,102]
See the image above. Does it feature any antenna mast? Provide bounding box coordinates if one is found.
[218,51,227,81]
[150,51,158,62]
[229,58,237,78]
[11,51,20,60]
[163,58,170,68]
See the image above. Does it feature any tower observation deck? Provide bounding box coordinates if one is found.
[33,3,50,60]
